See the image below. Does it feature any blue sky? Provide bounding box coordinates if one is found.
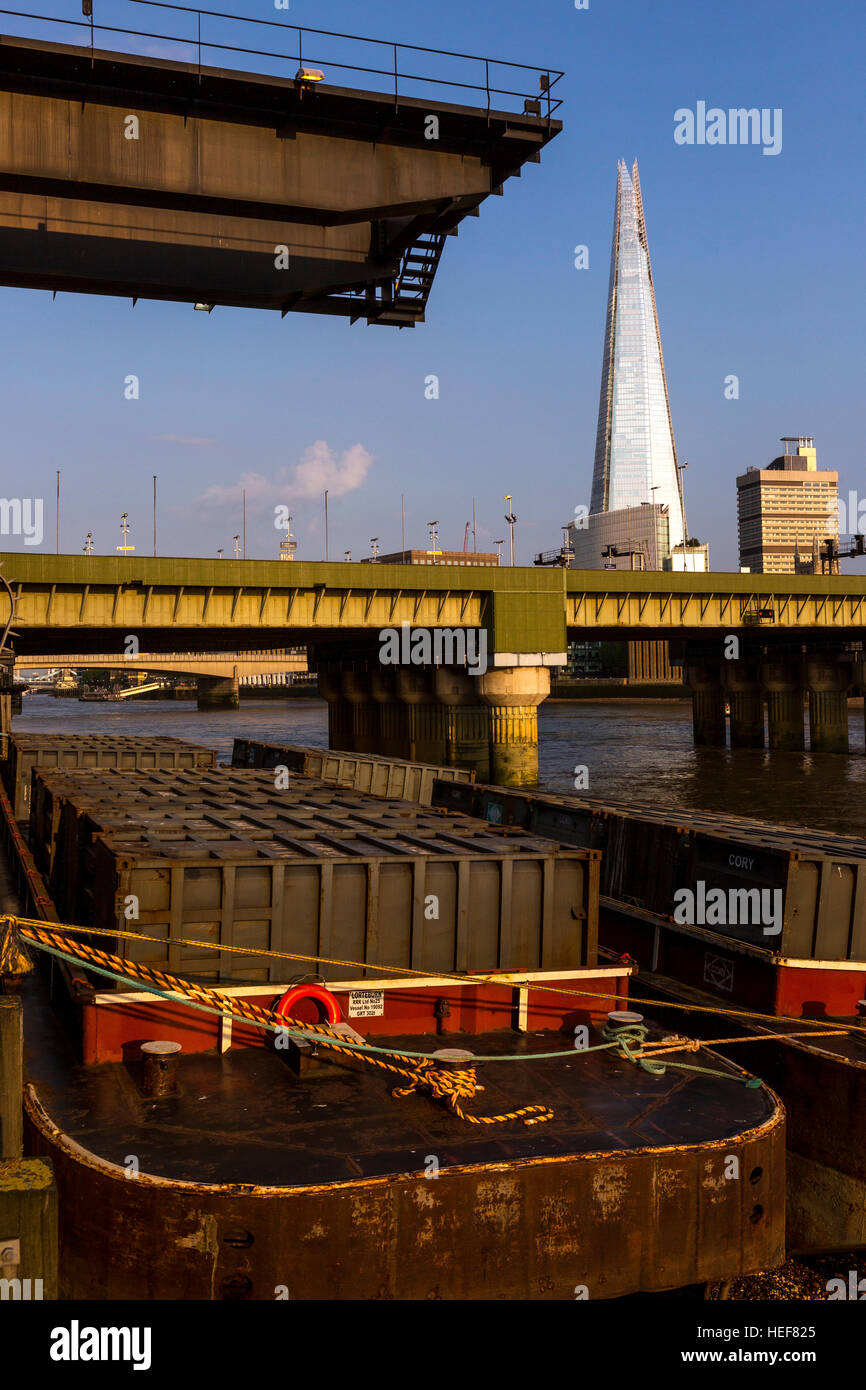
[2,0,864,568]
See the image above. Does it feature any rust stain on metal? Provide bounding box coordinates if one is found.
[592,1164,629,1218]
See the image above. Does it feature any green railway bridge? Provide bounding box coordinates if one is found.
[4,554,866,783]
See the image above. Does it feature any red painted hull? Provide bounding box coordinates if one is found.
[80,969,631,1065]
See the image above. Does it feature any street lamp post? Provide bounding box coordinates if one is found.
[116,513,134,553]
[504,495,517,566]
[678,461,690,545]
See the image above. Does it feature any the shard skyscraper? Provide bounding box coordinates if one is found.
[589,159,685,551]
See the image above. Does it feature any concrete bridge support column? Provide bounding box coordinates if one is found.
[761,659,805,751]
[803,653,851,753]
[317,669,353,752]
[341,670,379,755]
[685,661,726,747]
[723,659,765,749]
[370,669,411,760]
[478,666,549,788]
[396,669,448,766]
[196,674,239,710]
[434,668,490,781]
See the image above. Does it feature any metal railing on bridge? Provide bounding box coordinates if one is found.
[0,1,564,120]
[16,649,306,665]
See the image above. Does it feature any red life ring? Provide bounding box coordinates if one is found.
[275,984,341,1026]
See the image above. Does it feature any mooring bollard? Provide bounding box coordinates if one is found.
[140,1040,182,1096]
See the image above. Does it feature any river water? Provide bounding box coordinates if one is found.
[13,693,866,839]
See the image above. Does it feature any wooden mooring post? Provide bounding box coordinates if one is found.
[0,996,23,1159]
[0,995,58,1299]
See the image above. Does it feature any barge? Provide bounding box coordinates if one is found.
[427,773,866,1253]
[0,734,788,1299]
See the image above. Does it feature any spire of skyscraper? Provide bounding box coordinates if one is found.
[590,159,685,549]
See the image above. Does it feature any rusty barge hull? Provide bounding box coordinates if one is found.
[22,1030,785,1301]
[599,901,866,1255]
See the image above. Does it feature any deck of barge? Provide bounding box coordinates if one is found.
[22,969,778,1188]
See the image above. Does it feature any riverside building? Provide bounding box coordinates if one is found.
[736,438,838,575]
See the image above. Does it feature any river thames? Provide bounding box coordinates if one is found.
[13,693,866,838]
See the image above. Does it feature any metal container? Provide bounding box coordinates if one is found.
[232,739,473,804]
[86,829,599,982]
[32,766,598,979]
[5,734,216,820]
[32,767,505,901]
[428,780,478,817]
[431,779,866,962]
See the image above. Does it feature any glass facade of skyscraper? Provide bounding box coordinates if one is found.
[590,160,685,552]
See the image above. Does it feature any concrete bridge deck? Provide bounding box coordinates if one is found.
[4,554,866,651]
[0,5,562,325]
[14,650,307,678]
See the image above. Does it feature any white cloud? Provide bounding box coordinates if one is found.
[198,442,372,511]
[290,441,372,500]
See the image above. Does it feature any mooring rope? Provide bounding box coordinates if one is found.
[4,918,553,1126]
[4,909,863,1037]
[1,915,851,1121]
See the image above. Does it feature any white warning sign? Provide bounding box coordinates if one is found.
[348,989,385,1018]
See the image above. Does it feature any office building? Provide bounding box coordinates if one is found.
[737,438,838,574]
[588,158,686,551]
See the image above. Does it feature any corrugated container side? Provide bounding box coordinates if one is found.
[88,841,599,985]
[231,740,474,803]
[9,736,215,818]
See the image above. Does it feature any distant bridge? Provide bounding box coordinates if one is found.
[15,649,308,678]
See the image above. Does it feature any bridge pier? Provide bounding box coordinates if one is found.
[371,669,411,761]
[341,669,379,755]
[761,659,805,751]
[317,668,354,752]
[196,675,239,710]
[803,653,851,753]
[723,659,765,749]
[396,669,448,767]
[479,666,550,788]
[434,668,490,781]
[685,660,726,748]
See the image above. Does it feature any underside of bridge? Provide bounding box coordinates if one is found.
[0,28,561,325]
